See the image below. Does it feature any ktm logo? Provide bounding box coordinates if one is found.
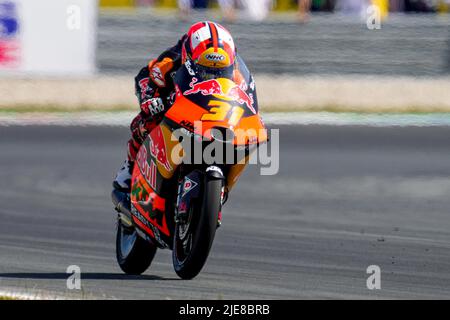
[205,53,225,62]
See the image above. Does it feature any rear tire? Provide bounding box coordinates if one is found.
[172,177,222,279]
[116,218,157,275]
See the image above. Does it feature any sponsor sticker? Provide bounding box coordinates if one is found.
[182,177,198,198]
[205,53,225,62]
[184,78,256,114]
[151,66,165,87]
[0,1,20,68]
[149,126,172,171]
[185,60,196,76]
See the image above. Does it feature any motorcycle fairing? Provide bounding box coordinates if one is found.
[130,134,176,249]
[128,58,267,247]
[164,64,268,145]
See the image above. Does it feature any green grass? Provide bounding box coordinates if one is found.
[258,105,450,114]
[0,104,136,113]
[0,296,17,300]
[1,104,450,114]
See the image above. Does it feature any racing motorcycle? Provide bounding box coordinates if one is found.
[111,57,267,279]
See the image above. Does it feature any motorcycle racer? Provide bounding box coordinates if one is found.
[113,21,254,192]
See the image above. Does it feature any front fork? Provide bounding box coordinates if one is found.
[175,166,226,226]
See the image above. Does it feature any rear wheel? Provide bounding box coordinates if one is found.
[116,218,157,275]
[172,177,222,279]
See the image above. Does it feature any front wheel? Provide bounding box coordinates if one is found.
[116,218,157,275]
[172,177,222,279]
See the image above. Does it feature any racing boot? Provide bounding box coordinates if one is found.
[113,159,133,193]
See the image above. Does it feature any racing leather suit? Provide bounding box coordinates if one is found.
[127,35,186,163]
[127,34,248,164]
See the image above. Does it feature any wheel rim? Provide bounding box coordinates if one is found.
[119,223,137,259]
[175,206,194,265]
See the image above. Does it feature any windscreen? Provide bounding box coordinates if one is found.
[174,55,259,116]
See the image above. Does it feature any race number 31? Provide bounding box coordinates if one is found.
[201,101,244,127]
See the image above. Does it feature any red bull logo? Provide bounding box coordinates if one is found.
[184,77,256,114]
[227,85,256,114]
[149,126,172,172]
[184,77,223,96]
[136,144,157,189]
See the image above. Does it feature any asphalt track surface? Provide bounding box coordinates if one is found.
[1,125,450,299]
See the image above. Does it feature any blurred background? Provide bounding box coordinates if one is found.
[0,0,449,112]
[98,0,450,76]
[2,0,450,300]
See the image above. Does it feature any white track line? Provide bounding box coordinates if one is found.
[1,112,450,127]
[0,288,71,300]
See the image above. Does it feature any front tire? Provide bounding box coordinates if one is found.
[172,177,222,279]
[116,218,157,275]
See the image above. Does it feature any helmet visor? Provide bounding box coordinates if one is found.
[195,63,234,80]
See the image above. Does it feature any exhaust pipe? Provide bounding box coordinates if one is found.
[111,189,133,227]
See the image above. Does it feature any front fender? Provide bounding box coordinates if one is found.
[205,166,225,180]
[176,166,225,222]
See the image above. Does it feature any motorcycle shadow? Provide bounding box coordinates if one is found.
[0,272,179,281]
